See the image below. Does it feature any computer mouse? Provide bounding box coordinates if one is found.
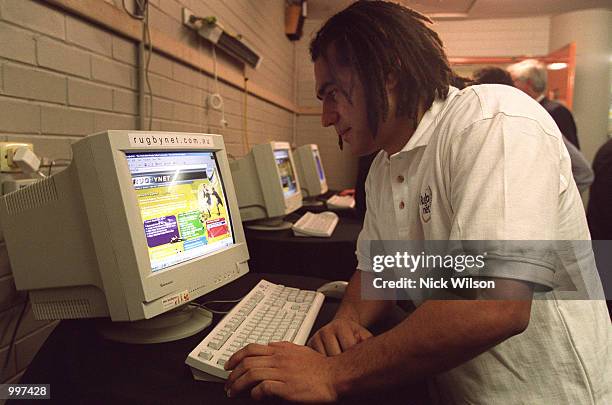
[316,281,348,299]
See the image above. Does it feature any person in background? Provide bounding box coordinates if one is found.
[472,66,514,86]
[559,134,594,193]
[474,65,593,193]
[588,138,612,240]
[223,3,611,403]
[507,59,581,149]
[587,137,612,317]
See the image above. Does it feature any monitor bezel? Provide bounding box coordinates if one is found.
[295,143,328,197]
[271,141,302,214]
[78,131,249,320]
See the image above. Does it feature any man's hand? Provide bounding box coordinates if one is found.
[307,318,372,356]
[224,342,338,402]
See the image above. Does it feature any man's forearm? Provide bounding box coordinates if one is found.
[330,284,532,396]
[334,270,396,327]
[331,301,528,395]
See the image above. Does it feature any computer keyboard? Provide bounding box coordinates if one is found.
[292,211,339,237]
[185,279,324,380]
[326,194,355,209]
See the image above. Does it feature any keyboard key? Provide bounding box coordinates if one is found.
[198,351,213,361]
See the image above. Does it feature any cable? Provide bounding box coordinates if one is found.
[189,297,244,315]
[200,297,244,305]
[122,0,152,130]
[45,158,71,176]
[143,1,153,131]
[122,0,144,20]
[243,75,250,154]
[198,37,204,133]
[1,297,29,381]
[210,45,228,128]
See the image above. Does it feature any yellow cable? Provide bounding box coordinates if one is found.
[243,76,250,154]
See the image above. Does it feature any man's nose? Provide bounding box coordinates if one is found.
[321,110,339,127]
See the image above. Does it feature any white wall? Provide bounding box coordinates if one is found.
[435,17,550,57]
[0,0,296,383]
[549,8,612,162]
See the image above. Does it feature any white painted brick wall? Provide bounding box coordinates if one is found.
[148,53,173,78]
[0,97,40,133]
[41,105,95,136]
[111,36,137,66]
[148,96,174,120]
[3,63,66,104]
[37,36,91,79]
[113,89,138,114]
[0,22,36,65]
[68,78,113,111]
[93,111,137,132]
[66,15,112,56]
[0,0,298,386]
[91,55,135,89]
[0,0,65,40]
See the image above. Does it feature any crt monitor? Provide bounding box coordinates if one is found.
[229,142,302,230]
[294,144,328,205]
[0,131,250,343]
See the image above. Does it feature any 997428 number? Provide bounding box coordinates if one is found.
[0,384,50,399]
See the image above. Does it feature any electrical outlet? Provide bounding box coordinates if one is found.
[0,142,34,173]
[182,7,197,29]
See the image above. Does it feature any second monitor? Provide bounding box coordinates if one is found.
[230,142,302,230]
[294,144,328,206]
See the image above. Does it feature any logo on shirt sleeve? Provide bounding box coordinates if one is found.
[420,186,432,223]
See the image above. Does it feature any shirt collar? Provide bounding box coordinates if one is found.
[386,86,460,160]
[536,94,546,103]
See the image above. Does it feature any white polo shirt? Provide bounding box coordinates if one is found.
[356,84,611,404]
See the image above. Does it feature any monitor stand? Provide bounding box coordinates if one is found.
[246,217,293,231]
[96,305,213,344]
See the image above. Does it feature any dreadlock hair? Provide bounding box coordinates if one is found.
[310,1,452,137]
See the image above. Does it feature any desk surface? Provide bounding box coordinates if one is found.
[16,273,430,405]
[244,214,362,281]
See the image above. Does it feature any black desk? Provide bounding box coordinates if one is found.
[244,214,362,281]
[16,273,429,405]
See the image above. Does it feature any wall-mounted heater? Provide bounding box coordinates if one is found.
[182,8,263,69]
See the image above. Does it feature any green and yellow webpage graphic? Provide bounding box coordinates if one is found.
[126,151,234,272]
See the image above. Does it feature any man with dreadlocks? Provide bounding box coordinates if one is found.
[224,2,611,403]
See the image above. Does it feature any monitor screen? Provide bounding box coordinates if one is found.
[312,149,325,181]
[273,149,298,197]
[127,151,235,273]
